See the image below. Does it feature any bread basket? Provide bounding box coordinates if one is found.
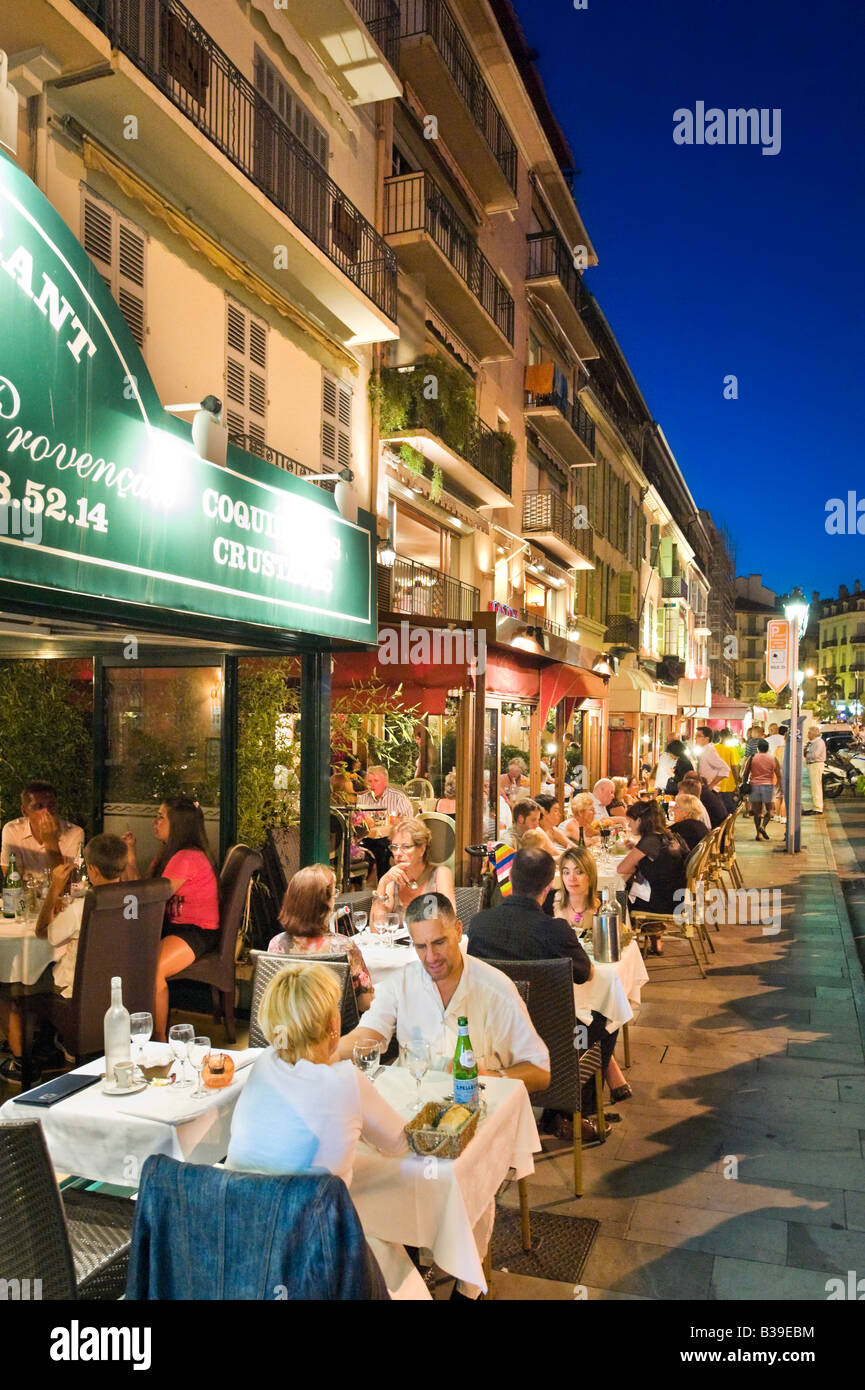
[405,1100,480,1159]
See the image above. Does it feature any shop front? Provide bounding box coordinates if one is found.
[0,150,377,864]
[608,665,678,780]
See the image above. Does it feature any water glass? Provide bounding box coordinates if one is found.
[168,1023,194,1087]
[352,1040,381,1078]
[404,1040,431,1111]
[188,1036,211,1099]
[353,912,368,935]
[386,912,401,950]
[130,1011,153,1081]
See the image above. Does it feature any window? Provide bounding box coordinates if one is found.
[225,299,268,449]
[81,191,146,350]
[322,372,352,472]
[617,571,634,617]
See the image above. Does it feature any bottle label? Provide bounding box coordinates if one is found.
[459,1049,475,1069]
[453,1076,478,1105]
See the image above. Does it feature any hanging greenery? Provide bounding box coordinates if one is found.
[430,463,444,502]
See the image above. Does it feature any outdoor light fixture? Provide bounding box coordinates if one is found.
[784,586,809,638]
[378,536,396,568]
[567,625,581,642]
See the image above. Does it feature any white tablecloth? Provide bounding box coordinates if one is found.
[573,939,649,1030]
[351,1065,540,1292]
[0,1049,261,1185]
[0,918,54,985]
[354,931,467,987]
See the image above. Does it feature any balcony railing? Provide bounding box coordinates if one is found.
[350,0,401,71]
[522,490,593,557]
[519,609,567,641]
[72,0,397,320]
[378,556,479,621]
[399,0,517,192]
[380,367,513,495]
[526,230,590,314]
[228,432,349,493]
[385,172,514,343]
[662,575,689,601]
[524,390,596,457]
[578,374,643,458]
[605,614,640,649]
[822,637,838,647]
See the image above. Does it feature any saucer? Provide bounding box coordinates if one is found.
[101,1076,148,1096]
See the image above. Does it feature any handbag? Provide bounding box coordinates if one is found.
[737,756,753,801]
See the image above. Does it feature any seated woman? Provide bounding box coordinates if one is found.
[560,792,601,846]
[617,799,689,956]
[672,793,710,851]
[226,962,423,1299]
[553,844,632,1102]
[435,770,457,815]
[124,797,219,1041]
[269,864,373,1014]
[371,816,455,925]
[613,776,634,808]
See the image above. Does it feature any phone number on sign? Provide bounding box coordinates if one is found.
[0,472,109,534]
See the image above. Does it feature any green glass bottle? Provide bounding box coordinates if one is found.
[452,1016,479,1106]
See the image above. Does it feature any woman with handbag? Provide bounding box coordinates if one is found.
[743,740,783,840]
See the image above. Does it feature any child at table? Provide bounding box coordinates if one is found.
[0,834,127,1084]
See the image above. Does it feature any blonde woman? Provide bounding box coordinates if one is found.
[372,816,455,924]
[228,962,407,1180]
[612,776,632,807]
[560,792,601,845]
[671,793,710,851]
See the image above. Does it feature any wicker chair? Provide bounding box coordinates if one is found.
[418,812,456,874]
[485,957,606,1199]
[405,779,436,813]
[248,949,359,1042]
[630,837,714,975]
[171,844,263,1042]
[713,802,746,890]
[454,886,483,925]
[0,1119,133,1299]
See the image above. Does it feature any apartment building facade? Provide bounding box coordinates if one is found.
[816,582,865,714]
[735,574,779,705]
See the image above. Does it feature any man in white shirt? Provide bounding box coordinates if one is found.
[766,723,785,757]
[1,781,84,874]
[804,725,827,815]
[591,779,627,820]
[340,892,550,1090]
[694,728,729,791]
[357,766,413,880]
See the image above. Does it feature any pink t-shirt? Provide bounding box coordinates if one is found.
[164,849,219,931]
[749,754,777,786]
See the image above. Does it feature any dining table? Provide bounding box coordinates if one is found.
[351,1064,541,1293]
[0,1048,260,1187]
[0,915,55,986]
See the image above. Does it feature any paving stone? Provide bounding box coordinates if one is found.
[786,1223,865,1273]
[843,1191,865,1231]
[839,1078,865,1104]
[625,1171,846,1227]
[737,1149,865,1194]
[581,1233,714,1300]
[627,1198,788,1263]
[710,1256,835,1300]
[488,1270,575,1300]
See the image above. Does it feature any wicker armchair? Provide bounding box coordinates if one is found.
[454,886,483,926]
[630,837,714,976]
[712,802,746,890]
[248,949,359,1042]
[0,1119,133,1299]
[485,957,606,1199]
[404,778,436,812]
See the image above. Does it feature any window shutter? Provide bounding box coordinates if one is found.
[322,372,351,472]
[82,191,146,349]
[225,298,268,449]
[617,572,634,616]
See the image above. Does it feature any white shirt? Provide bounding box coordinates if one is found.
[362,954,550,1075]
[655,752,676,790]
[1,817,84,873]
[226,1051,407,1185]
[695,743,729,788]
[47,895,85,999]
[357,786,413,824]
[766,734,785,755]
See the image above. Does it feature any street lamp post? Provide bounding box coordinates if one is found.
[784,589,810,854]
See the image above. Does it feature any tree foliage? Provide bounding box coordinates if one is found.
[0,661,92,833]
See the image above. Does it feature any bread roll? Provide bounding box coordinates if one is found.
[437,1104,472,1132]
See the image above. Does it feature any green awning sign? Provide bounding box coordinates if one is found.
[0,149,375,645]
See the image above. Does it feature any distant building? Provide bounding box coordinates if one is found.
[735,575,779,704]
[814,581,865,714]
[700,511,736,698]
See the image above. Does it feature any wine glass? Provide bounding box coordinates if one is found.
[405,1040,431,1111]
[188,1035,211,1099]
[353,911,368,936]
[352,1040,381,1078]
[168,1023,194,1087]
[386,912,401,950]
[130,1011,153,1082]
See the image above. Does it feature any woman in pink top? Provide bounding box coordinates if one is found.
[125,796,219,1038]
[742,740,781,841]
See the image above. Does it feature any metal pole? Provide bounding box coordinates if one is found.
[300,650,331,867]
[786,619,800,854]
[219,654,239,860]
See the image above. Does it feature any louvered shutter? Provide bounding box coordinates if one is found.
[322,372,351,472]
[81,191,146,349]
[617,572,634,616]
[225,298,268,449]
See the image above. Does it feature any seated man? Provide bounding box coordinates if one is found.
[502,798,542,851]
[0,833,127,1084]
[356,765,413,882]
[466,848,619,1139]
[1,781,84,875]
[338,891,549,1301]
[591,779,628,821]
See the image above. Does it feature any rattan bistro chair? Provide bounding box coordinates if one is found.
[0,1119,133,1299]
[486,958,606,1200]
[454,886,483,925]
[248,949,359,1043]
[405,778,436,813]
[713,802,746,890]
[418,812,455,875]
[630,837,714,976]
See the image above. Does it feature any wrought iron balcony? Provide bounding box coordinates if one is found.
[524,390,595,466]
[662,575,689,601]
[521,490,594,568]
[822,637,838,647]
[519,610,567,641]
[380,367,513,499]
[350,0,401,71]
[605,614,640,650]
[71,0,397,320]
[385,172,514,353]
[526,231,597,360]
[378,556,479,622]
[227,432,350,493]
[399,0,517,200]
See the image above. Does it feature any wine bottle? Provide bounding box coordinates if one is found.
[578,824,586,846]
[104,976,131,1087]
[3,853,23,919]
[452,1016,479,1106]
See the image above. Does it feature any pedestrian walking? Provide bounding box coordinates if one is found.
[741,739,783,840]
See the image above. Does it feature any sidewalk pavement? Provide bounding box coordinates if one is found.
[493,798,865,1301]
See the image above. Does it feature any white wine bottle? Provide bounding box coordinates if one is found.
[104,976,131,1087]
[3,853,23,919]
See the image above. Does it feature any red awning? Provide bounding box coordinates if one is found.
[539,662,609,725]
[332,649,472,716]
[484,648,542,700]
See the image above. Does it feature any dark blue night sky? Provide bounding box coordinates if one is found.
[511,0,865,600]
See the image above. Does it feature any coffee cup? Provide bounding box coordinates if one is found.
[113,1061,135,1090]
